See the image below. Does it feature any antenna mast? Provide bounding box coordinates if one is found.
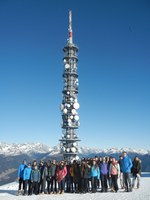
[68,10,73,44]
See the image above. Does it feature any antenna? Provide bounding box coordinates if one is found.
[68,10,73,44]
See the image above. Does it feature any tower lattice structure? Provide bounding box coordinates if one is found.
[59,11,80,161]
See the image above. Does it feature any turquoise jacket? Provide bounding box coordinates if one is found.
[90,165,100,179]
[18,163,27,178]
[23,167,32,180]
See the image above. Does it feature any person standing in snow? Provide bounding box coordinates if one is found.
[17,159,27,195]
[23,163,32,195]
[109,157,120,192]
[83,160,91,193]
[107,157,113,189]
[73,160,81,193]
[131,156,142,189]
[56,160,67,194]
[118,155,125,189]
[39,161,47,194]
[65,161,72,193]
[90,159,100,193]
[99,157,108,192]
[121,151,133,192]
[50,159,58,194]
[31,165,41,195]
[46,160,52,194]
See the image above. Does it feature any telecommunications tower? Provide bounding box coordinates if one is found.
[59,11,80,162]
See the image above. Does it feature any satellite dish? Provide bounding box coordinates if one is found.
[71,109,76,115]
[60,104,64,111]
[68,123,72,127]
[73,142,77,147]
[74,115,79,121]
[73,102,80,109]
[67,119,71,123]
[71,147,76,153]
[74,99,78,103]
[63,108,67,114]
[65,63,70,69]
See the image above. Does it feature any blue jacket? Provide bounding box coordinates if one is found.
[23,167,32,180]
[18,164,27,178]
[90,165,100,179]
[100,163,108,175]
[121,155,133,173]
[31,169,41,182]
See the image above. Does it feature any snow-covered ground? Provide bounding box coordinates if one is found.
[0,174,150,200]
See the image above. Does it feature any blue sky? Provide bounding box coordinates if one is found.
[0,0,150,149]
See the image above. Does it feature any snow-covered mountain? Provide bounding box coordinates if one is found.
[79,146,150,155]
[0,142,53,155]
[0,142,149,156]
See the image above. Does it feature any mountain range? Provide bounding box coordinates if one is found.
[0,142,150,186]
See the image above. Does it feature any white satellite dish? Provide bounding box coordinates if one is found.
[71,109,76,115]
[73,102,80,109]
[65,63,70,69]
[63,108,67,114]
[71,147,76,153]
[74,115,79,121]
[60,104,64,110]
[67,119,71,123]
[73,142,77,147]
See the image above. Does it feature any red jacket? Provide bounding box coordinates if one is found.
[56,165,67,182]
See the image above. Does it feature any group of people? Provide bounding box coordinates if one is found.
[17,151,142,196]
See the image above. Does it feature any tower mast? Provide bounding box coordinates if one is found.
[68,10,73,44]
[59,11,80,162]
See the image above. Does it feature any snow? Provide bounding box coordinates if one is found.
[0,143,53,156]
[0,175,150,200]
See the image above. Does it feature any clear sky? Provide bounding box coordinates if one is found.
[0,0,150,149]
